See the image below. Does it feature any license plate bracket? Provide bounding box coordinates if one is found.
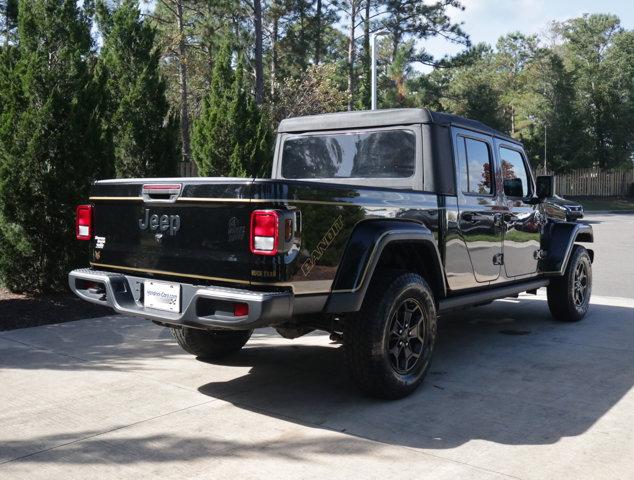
[144,280,181,313]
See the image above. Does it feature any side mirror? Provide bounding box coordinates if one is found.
[536,175,555,200]
[503,178,524,197]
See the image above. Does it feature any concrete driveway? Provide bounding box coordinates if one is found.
[1,213,633,480]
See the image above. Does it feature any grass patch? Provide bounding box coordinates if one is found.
[571,197,634,212]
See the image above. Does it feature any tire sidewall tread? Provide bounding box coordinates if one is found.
[344,271,437,399]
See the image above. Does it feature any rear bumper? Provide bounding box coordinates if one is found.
[68,268,293,330]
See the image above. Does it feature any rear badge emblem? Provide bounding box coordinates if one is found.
[95,236,106,249]
[138,209,181,236]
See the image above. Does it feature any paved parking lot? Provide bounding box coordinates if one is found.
[1,213,633,479]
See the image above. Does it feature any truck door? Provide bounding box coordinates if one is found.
[453,129,503,283]
[495,141,541,277]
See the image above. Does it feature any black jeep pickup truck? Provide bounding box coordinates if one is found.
[69,109,594,399]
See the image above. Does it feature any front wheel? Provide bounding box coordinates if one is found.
[343,272,437,399]
[171,327,252,359]
[547,245,592,322]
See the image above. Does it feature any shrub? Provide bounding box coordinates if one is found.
[0,0,109,293]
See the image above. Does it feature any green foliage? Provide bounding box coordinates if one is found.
[96,0,179,178]
[419,17,634,172]
[557,14,632,170]
[192,42,272,177]
[0,0,108,292]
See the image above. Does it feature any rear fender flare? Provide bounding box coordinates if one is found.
[325,220,445,313]
[539,221,594,275]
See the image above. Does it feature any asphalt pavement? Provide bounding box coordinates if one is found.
[0,213,633,480]
[580,213,634,298]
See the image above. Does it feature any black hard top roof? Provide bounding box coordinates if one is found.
[278,108,518,144]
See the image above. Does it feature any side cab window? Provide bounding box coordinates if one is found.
[456,134,495,196]
[499,146,531,198]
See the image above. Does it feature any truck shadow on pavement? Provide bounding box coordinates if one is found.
[198,296,634,450]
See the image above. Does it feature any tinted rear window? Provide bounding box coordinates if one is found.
[281,130,416,179]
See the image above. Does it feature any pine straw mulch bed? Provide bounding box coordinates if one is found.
[0,288,112,331]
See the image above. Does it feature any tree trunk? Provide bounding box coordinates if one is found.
[392,31,400,61]
[362,0,371,108]
[315,0,322,65]
[392,11,401,61]
[270,15,278,97]
[253,0,264,105]
[347,1,357,111]
[176,0,191,164]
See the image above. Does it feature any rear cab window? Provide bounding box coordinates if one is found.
[455,135,494,196]
[278,127,421,188]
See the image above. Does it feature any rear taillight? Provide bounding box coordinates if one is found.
[76,204,93,240]
[233,302,249,317]
[250,210,279,255]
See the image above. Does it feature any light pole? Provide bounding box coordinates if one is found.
[543,124,548,174]
[371,30,390,110]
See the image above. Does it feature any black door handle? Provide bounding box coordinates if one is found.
[461,212,477,222]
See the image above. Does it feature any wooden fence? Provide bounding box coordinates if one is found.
[548,168,634,197]
[177,161,633,197]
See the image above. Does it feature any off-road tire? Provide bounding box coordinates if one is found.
[171,327,252,359]
[547,245,592,322]
[343,272,437,399]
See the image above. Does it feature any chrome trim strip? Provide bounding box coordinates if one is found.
[89,197,143,201]
[90,262,251,285]
[90,262,334,294]
[90,196,437,210]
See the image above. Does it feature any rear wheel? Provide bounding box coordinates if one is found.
[547,245,592,322]
[343,272,437,399]
[171,327,252,359]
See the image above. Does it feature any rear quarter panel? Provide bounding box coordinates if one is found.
[250,180,440,295]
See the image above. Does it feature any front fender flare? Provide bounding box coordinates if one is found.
[539,221,594,275]
[325,220,445,313]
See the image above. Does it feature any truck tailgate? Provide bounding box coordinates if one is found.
[89,179,253,285]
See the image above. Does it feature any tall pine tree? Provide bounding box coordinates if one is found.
[96,0,179,178]
[0,0,109,292]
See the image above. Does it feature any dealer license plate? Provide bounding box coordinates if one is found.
[144,281,181,313]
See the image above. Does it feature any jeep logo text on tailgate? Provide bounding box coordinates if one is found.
[139,209,181,236]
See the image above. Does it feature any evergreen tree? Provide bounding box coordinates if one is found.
[191,40,234,176]
[0,0,108,292]
[192,42,272,177]
[96,0,179,178]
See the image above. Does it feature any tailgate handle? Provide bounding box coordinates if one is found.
[142,184,182,203]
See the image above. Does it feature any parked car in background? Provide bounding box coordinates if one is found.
[544,195,584,221]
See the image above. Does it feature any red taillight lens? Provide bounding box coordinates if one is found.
[76,204,93,240]
[233,302,249,317]
[250,210,279,255]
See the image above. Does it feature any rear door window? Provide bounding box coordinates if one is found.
[281,129,416,179]
[456,136,494,195]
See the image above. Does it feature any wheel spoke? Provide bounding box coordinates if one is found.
[385,297,430,375]
[408,323,419,339]
[402,309,413,328]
